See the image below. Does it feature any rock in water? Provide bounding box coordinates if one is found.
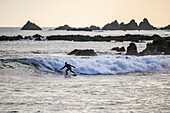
[68,49,97,56]
[54,25,71,30]
[102,20,120,30]
[124,19,138,30]
[139,35,170,55]
[21,21,42,30]
[111,47,125,52]
[126,43,138,55]
[89,25,100,30]
[139,18,156,30]
[160,24,170,30]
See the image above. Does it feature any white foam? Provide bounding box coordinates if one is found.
[24,55,170,75]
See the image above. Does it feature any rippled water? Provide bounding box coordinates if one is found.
[0,27,170,37]
[0,40,170,113]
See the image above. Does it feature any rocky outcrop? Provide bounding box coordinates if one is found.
[54,25,71,30]
[0,35,23,41]
[111,47,125,52]
[124,19,138,30]
[55,25,99,31]
[89,25,100,30]
[68,49,97,56]
[102,18,156,30]
[160,25,170,30]
[102,20,120,30]
[21,21,42,30]
[67,27,92,31]
[126,43,138,55]
[139,18,157,30]
[33,34,43,41]
[139,35,170,55]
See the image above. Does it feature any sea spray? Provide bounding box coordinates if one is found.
[22,55,170,75]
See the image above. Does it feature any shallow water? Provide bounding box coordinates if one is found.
[0,40,170,113]
[0,70,170,113]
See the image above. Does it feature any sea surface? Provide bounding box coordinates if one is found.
[0,28,170,113]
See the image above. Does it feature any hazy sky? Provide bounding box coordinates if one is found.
[0,0,170,27]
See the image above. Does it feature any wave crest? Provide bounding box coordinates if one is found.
[22,55,170,75]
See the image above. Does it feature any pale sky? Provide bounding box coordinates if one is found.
[0,0,170,27]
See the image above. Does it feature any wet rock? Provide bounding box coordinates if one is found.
[139,36,170,55]
[21,21,42,30]
[126,43,138,55]
[0,35,23,41]
[33,34,43,41]
[68,49,97,56]
[111,46,125,52]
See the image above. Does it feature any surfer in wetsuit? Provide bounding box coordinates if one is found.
[60,62,76,75]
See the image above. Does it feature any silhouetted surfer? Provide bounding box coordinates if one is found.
[60,62,76,75]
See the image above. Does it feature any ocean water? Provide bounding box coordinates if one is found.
[0,29,170,113]
[0,27,170,37]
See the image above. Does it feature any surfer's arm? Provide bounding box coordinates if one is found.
[71,65,76,68]
[60,66,66,70]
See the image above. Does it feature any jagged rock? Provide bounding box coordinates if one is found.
[139,36,170,55]
[55,25,94,31]
[54,25,71,30]
[33,34,43,40]
[68,49,97,56]
[139,18,156,30]
[111,47,125,52]
[124,19,138,30]
[126,43,138,55]
[160,24,170,30]
[21,21,42,30]
[89,25,100,30]
[102,20,120,30]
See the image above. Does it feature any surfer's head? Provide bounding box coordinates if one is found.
[65,62,67,65]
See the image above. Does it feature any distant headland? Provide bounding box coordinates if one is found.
[21,18,170,31]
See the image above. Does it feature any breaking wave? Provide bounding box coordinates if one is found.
[21,55,170,75]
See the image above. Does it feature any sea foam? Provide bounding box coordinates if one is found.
[23,55,170,75]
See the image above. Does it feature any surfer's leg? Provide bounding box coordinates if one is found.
[70,69,76,74]
[66,69,69,75]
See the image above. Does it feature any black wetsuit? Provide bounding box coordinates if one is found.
[61,63,76,75]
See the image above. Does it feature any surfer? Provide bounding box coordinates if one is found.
[60,62,76,75]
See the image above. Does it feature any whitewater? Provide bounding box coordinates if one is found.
[0,29,170,113]
[22,55,170,75]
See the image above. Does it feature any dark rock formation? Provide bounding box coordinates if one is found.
[124,19,138,30]
[89,25,100,30]
[0,35,23,41]
[68,49,97,56]
[126,43,138,55]
[102,20,120,30]
[1,34,169,42]
[54,25,71,30]
[160,24,170,30]
[55,25,95,31]
[33,34,43,41]
[67,27,92,31]
[102,18,157,30]
[111,47,125,52]
[139,35,170,55]
[139,18,156,30]
[21,21,42,30]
